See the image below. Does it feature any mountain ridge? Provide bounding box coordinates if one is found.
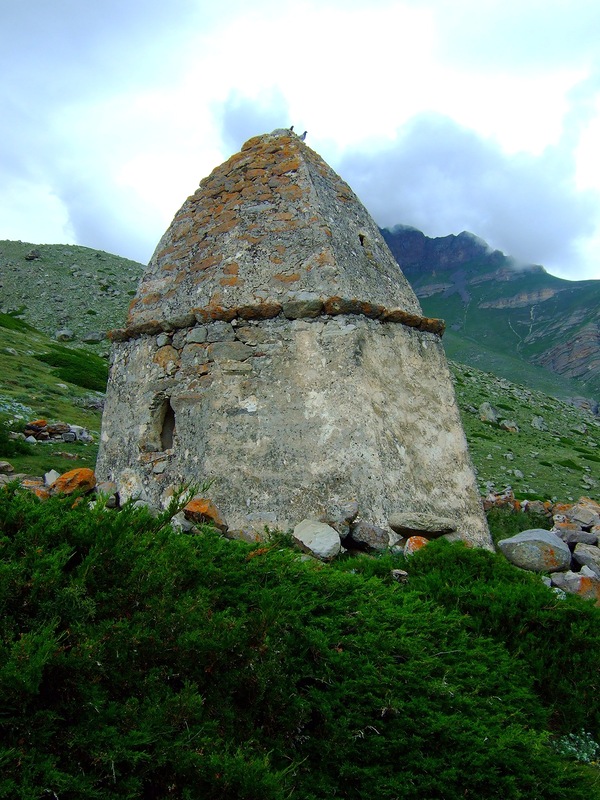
[382,226,600,404]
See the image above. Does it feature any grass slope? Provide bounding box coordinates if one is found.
[451,360,600,501]
[0,313,102,473]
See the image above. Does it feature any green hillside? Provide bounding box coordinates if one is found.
[0,312,102,474]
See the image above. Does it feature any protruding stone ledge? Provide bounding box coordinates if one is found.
[109,297,445,342]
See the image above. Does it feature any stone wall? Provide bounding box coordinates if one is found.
[98,309,491,548]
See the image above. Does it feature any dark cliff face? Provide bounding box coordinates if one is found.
[380,225,600,403]
[381,226,507,275]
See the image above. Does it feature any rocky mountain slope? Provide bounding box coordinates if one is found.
[382,225,600,405]
[0,240,143,351]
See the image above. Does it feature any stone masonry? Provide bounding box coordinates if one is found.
[97,129,492,548]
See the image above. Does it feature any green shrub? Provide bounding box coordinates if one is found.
[33,346,108,391]
[487,506,552,544]
[0,490,597,799]
[0,417,32,459]
[556,459,581,470]
[407,540,600,735]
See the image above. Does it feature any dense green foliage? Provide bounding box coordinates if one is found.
[33,345,108,391]
[0,489,598,799]
[0,417,32,459]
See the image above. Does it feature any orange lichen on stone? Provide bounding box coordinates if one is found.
[211,218,237,236]
[190,254,223,272]
[29,419,48,428]
[222,262,239,275]
[219,276,242,286]
[404,536,430,556]
[316,250,334,266]
[183,497,228,532]
[51,468,97,496]
[154,346,180,371]
[237,302,282,320]
[273,272,301,284]
[580,576,600,602]
[142,292,162,306]
[324,297,363,315]
[272,157,301,175]
[270,255,283,264]
[358,301,385,319]
[194,305,237,323]
[381,309,422,327]
[278,184,304,201]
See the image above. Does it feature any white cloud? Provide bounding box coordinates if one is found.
[1,0,600,278]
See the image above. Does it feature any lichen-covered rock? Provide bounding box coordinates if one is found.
[183,498,228,533]
[50,468,96,495]
[404,536,430,556]
[293,519,341,561]
[551,568,600,605]
[497,529,571,573]
[564,500,600,530]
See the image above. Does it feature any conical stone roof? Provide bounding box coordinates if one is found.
[124,129,425,334]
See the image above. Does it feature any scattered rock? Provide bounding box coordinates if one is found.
[0,461,15,474]
[388,512,456,539]
[551,568,600,604]
[572,543,600,578]
[558,530,599,547]
[499,419,519,433]
[531,416,548,431]
[497,529,571,573]
[404,536,430,556]
[479,402,499,424]
[50,467,97,495]
[349,520,395,551]
[293,519,341,561]
[183,497,228,533]
[82,331,105,343]
[55,328,74,341]
[391,569,409,583]
[44,469,61,486]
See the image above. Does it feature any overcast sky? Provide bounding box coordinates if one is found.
[2,0,600,280]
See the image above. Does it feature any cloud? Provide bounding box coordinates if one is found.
[336,112,600,276]
[219,88,291,154]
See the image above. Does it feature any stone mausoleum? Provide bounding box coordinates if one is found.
[97,129,491,548]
